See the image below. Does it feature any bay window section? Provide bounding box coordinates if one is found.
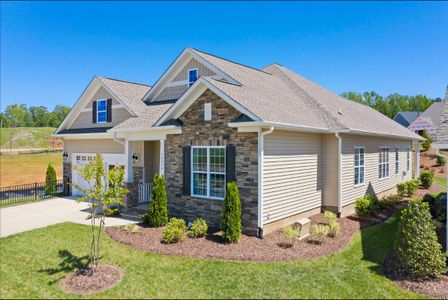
[192,146,226,199]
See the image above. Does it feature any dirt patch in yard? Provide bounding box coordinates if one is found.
[106,203,403,262]
[60,264,123,294]
[420,150,446,176]
[383,252,448,299]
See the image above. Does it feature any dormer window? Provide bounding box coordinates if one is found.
[97,99,107,123]
[188,68,198,87]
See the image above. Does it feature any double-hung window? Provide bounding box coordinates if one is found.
[188,68,198,87]
[192,146,226,199]
[395,147,399,175]
[97,99,107,123]
[379,147,390,179]
[406,147,410,171]
[354,147,365,185]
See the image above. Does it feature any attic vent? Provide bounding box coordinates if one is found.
[204,103,212,121]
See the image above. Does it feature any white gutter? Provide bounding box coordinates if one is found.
[258,126,274,238]
[335,133,343,215]
[112,132,125,146]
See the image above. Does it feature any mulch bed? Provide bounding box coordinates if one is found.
[383,251,448,299]
[106,203,402,262]
[60,264,123,294]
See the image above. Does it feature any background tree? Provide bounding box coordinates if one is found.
[74,154,128,271]
[421,130,432,151]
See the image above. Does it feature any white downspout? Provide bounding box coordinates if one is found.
[258,126,274,238]
[112,132,125,146]
[335,133,342,215]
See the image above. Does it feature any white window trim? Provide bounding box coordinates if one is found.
[354,147,365,187]
[97,99,108,123]
[188,68,198,87]
[379,147,390,180]
[204,103,212,121]
[395,147,400,175]
[406,147,411,172]
[191,146,226,200]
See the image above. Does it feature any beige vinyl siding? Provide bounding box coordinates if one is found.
[263,130,323,224]
[69,86,132,129]
[323,134,338,207]
[341,134,412,206]
[155,85,188,101]
[70,108,131,129]
[173,58,215,81]
[64,139,125,154]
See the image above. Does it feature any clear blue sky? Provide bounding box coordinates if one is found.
[1,1,447,111]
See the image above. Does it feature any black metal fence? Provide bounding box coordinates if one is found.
[0,179,69,207]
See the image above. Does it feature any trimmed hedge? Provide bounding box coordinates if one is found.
[144,175,168,227]
[355,194,379,217]
[395,199,446,278]
[396,179,419,197]
[221,182,242,243]
[44,164,57,196]
[419,170,434,189]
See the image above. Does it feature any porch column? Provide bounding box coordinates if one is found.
[413,142,420,178]
[159,139,165,176]
[125,139,134,182]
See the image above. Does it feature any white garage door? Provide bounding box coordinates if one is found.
[72,153,126,197]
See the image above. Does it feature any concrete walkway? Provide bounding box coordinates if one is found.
[0,197,137,238]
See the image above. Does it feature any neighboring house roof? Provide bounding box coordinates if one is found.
[434,86,448,148]
[157,48,422,140]
[393,112,421,128]
[408,102,444,134]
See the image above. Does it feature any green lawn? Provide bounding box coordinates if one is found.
[434,175,447,192]
[0,216,423,299]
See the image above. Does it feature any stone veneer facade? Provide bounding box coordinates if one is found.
[126,166,144,207]
[165,89,259,235]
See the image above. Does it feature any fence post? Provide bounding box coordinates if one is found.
[34,182,38,200]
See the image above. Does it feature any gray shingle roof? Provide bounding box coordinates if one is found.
[435,87,448,146]
[393,112,421,128]
[191,49,421,140]
[408,102,444,133]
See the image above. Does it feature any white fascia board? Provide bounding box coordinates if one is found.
[228,121,333,134]
[53,132,113,140]
[108,125,182,134]
[154,78,260,126]
[345,129,425,142]
[143,48,239,102]
[432,143,448,150]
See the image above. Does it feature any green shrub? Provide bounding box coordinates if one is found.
[132,225,140,234]
[327,220,340,237]
[187,218,208,238]
[104,206,120,217]
[44,164,57,196]
[323,211,337,223]
[355,194,379,217]
[311,224,329,244]
[395,199,446,278]
[283,225,300,245]
[419,170,434,189]
[162,217,187,244]
[436,155,446,166]
[421,130,432,151]
[145,175,168,227]
[221,182,242,243]
[396,179,419,197]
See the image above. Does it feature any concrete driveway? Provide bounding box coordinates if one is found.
[0,197,137,238]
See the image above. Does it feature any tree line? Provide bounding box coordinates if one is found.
[0,91,442,128]
[340,92,442,119]
[0,104,71,128]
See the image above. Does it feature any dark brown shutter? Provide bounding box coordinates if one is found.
[106,99,112,122]
[226,145,236,183]
[92,100,97,123]
[183,146,191,195]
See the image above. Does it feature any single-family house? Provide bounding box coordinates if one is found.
[55,48,424,237]
[393,111,421,128]
[408,101,444,138]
